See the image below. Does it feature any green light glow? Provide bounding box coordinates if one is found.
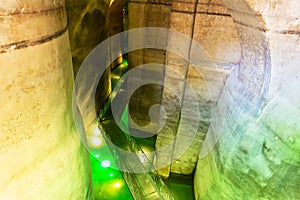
[121,59,128,66]
[90,152,133,200]
[89,126,133,200]
[111,59,128,89]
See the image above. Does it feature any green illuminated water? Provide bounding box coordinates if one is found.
[90,148,133,200]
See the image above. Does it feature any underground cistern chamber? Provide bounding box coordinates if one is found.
[0,0,299,199]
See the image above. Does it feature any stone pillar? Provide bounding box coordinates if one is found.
[66,0,111,115]
[155,0,241,177]
[194,0,300,199]
[154,0,197,177]
[127,0,172,134]
[0,1,92,199]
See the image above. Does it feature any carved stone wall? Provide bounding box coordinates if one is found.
[127,0,241,177]
[194,0,300,199]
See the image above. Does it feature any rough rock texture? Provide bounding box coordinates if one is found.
[194,0,300,199]
[195,0,241,65]
[0,1,92,198]
[66,0,109,75]
[154,0,195,177]
[154,0,239,176]
[126,0,240,177]
[66,0,111,115]
[127,0,172,134]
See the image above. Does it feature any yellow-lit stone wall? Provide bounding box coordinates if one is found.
[155,0,197,177]
[126,0,240,176]
[66,0,111,117]
[125,0,242,177]
[128,0,172,134]
[0,1,92,198]
[167,0,240,176]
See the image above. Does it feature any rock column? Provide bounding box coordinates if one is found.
[0,1,92,198]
